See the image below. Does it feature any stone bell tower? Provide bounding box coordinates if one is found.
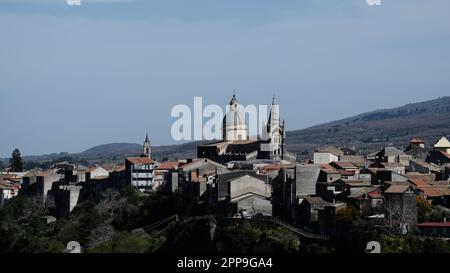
[143,132,151,158]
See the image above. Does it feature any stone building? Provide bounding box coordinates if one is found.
[125,157,155,191]
[271,164,321,225]
[298,197,346,235]
[197,94,292,164]
[313,145,342,165]
[21,171,63,202]
[53,184,82,217]
[374,147,410,166]
[178,158,229,211]
[384,184,417,234]
[0,179,20,208]
[404,138,429,160]
[211,170,271,217]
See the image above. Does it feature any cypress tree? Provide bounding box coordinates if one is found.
[10,148,24,172]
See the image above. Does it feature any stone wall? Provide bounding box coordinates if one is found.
[296,164,321,197]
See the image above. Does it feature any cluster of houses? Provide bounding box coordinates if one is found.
[1,95,450,239]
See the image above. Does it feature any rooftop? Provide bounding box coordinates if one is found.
[434,137,450,148]
[315,145,343,156]
[385,184,412,194]
[331,161,358,170]
[417,186,450,198]
[376,146,405,158]
[126,157,155,165]
[156,161,180,170]
[344,180,372,187]
[303,196,333,209]
[410,138,426,144]
[348,187,381,199]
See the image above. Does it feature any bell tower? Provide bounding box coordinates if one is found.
[267,96,284,159]
[143,132,151,158]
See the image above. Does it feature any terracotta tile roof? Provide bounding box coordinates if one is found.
[0,180,20,190]
[321,168,339,174]
[156,161,180,170]
[261,164,284,171]
[368,190,382,198]
[418,186,450,198]
[410,138,426,144]
[332,161,358,169]
[126,157,154,165]
[114,165,126,172]
[320,164,335,170]
[385,185,411,194]
[407,176,431,187]
[337,170,355,176]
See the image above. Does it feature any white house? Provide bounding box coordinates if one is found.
[0,179,19,208]
[434,137,450,155]
[87,166,110,179]
[313,145,343,164]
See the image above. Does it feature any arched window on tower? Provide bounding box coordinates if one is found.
[273,134,279,144]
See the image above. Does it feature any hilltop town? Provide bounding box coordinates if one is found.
[1,95,450,253]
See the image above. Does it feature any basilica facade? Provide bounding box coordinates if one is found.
[197,94,288,164]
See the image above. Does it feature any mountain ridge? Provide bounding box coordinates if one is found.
[3,96,450,164]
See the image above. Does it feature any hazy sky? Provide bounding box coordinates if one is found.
[1,0,450,156]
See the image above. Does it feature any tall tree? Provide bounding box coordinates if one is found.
[10,149,24,172]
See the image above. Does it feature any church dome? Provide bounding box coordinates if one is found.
[223,108,246,128]
[222,94,248,141]
[229,93,238,105]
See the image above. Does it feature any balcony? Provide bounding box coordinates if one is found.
[132,173,153,179]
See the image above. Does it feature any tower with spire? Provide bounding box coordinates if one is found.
[266,95,285,160]
[143,133,151,158]
[197,93,290,164]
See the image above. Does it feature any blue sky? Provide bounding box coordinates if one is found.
[1,0,450,156]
